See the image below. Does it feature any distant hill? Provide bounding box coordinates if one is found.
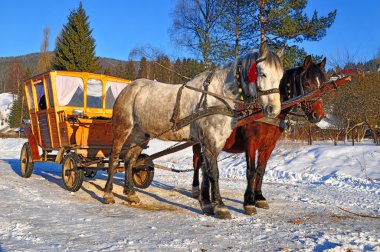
[0,53,41,88]
[0,52,129,92]
[0,52,129,74]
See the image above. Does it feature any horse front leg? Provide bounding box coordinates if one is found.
[192,144,202,199]
[203,148,231,219]
[124,145,143,205]
[254,146,276,209]
[244,142,258,215]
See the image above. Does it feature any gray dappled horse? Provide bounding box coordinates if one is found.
[104,43,284,219]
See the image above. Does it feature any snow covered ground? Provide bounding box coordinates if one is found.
[0,93,14,131]
[0,138,379,251]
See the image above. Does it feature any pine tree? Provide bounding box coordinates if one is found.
[52,2,99,72]
[172,0,335,68]
[8,68,32,128]
[215,0,256,62]
[172,58,183,83]
[125,60,136,80]
[137,57,149,79]
[257,0,336,67]
[114,63,126,78]
[154,55,171,83]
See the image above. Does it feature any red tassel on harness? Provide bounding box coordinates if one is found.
[248,62,257,84]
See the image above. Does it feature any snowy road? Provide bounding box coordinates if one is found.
[0,139,379,251]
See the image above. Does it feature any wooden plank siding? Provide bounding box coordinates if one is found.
[37,112,51,148]
[47,110,60,148]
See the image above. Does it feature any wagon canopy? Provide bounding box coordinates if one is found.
[24,71,131,118]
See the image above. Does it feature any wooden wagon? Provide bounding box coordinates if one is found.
[20,71,154,192]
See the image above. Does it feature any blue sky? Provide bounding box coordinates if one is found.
[0,0,379,67]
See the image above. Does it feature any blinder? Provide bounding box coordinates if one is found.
[287,70,322,114]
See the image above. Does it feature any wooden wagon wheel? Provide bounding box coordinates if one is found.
[132,154,154,189]
[61,153,84,192]
[20,142,34,178]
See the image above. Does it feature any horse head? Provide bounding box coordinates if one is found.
[281,55,327,123]
[238,42,284,118]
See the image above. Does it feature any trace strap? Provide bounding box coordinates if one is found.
[170,70,236,131]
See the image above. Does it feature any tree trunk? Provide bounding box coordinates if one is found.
[234,0,240,59]
[365,115,379,145]
[307,123,313,145]
[259,0,266,43]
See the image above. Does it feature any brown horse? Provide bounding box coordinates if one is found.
[192,55,326,215]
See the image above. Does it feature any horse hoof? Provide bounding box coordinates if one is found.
[127,194,141,205]
[199,202,214,215]
[103,193,115,204]
[255,200,269,209]
[244,205,257,215]
[128,201,142,206]
[214,205,231,219]
[192,186,200,199]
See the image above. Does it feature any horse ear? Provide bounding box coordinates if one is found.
[303,55,312,70]
[259,42,268,59]
[276,47,285,62]
[318,57,327,70]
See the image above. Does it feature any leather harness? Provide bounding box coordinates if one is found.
[170,57,282,131]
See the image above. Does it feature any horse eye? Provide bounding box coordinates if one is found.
[260,73,267,78]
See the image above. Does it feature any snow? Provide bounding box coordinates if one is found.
[316,117,335,129]
[0,138,379,251]
[0,92,14,130]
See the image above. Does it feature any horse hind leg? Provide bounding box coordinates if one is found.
[192,144,202,199]
[103,132,130,204]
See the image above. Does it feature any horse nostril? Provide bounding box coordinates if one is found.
[267,105,274,114]
[312,112,318,119]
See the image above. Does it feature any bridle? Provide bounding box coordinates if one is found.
[286,69,322,115]
[236,56,280,101]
